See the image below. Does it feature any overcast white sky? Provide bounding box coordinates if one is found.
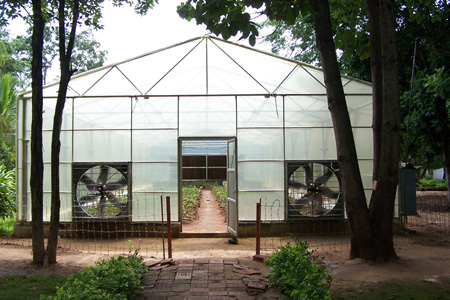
[8,0,271,80]
[94,0,211,64]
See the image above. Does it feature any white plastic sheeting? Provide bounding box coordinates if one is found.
[17,36,373,223]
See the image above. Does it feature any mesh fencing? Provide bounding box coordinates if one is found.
[402,191,450,237]
[3,194,172,259]
[2,191,449,258]
[257,200,350,255]
[258,191,450,255]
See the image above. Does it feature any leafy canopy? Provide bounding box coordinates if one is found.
[177,0,320,46]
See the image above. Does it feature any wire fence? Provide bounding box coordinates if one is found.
[402,191,450,237]
[2,195,173,259]
[256,199,350,256]
[1,191,449,259]
[257,191,450,255]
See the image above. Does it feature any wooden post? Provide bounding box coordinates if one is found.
[166,196,172,258]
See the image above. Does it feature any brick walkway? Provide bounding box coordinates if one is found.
[132,257,281,300]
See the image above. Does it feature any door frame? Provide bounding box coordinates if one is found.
[178,137,238,233]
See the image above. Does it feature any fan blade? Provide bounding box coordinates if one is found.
[106,191,126,209]
[97,165,109,185]
[320,186,340,198]
[78,194,100,205]
[288,180,308,190]
[97,194,108,217]
[104,177,128,191]
[313,168,333,186]
[80,174,97,192]
[303,164,314,185]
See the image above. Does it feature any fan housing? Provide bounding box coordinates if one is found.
[287,162,343,218]
[73,164,130,220]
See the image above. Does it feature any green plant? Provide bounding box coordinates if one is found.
[42,251,148,300]
[0,165,15,219]
[0,215,15,236]
[182,186,201,218]
[416,178,447,189]
[211,185,227,212]
[265,236,333,300]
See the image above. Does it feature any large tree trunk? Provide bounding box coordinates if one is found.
[47,0,79,264]
[443,133,450,208]
[439,100,450,209]
[368,0,400,260]
[30,0,46,265]
[367,0,383,182]
[312,0,375,260]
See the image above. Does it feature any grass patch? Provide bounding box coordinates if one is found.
[0,215,15,236]
[332,279,450,299]
[0,274,67,300]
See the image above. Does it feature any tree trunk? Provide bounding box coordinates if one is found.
[367,0,383,183]
[439,104,450,209]
[30,0,46,265]
[312,0,375,260]
[47,0,79,264]
[368,0,400,260]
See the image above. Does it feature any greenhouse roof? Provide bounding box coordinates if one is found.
[20,35,372,99]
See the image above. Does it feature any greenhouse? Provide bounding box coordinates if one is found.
[16,36,373,237]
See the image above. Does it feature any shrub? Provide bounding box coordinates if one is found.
[42,251,148,300]
[0,166,15,220]
[417,178,447,189]
[265,237,333,300]
[0,215,15,236]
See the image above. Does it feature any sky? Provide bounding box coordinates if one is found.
[7,0,272,81]
[93,0,211,64]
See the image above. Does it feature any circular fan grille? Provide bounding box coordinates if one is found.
[75,165,128,218]
[288,163,341,217]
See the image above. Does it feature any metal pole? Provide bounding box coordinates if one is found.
[256,202,261,256]
[166,196,173,258]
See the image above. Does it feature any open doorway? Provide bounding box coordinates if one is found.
[180,139,229,234]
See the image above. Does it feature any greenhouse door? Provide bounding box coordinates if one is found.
[227,138,238,237]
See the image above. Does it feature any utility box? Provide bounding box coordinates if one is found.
[399,165,417,216]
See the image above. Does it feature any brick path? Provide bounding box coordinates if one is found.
[133,257,281,300]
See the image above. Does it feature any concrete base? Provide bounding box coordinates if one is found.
[12,219,402,239]
[12,221,182,239]
[237,219,350,237]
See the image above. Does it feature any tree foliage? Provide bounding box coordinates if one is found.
[0,165,15,219]
[1,26,107,87]
[0,39,17,170]
[0,74,16,146]
[404,69,450,167]
[260,0,372,80]
[397,1,450,172]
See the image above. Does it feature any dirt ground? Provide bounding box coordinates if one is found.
[1,235,450,296]
[1,191,450,295]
